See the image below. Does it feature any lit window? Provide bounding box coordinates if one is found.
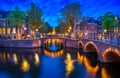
[13,28,16,34]
[0,28,2,34]
[7,28,10,34]
[3,28,6,34]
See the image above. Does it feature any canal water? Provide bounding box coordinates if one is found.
[0,46,120,78]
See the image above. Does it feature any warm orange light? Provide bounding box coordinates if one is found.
[101,68,110,78]
[13,53,18,64]
[69,27,72,30]
[68,29,70,32]
[21,59,30,72]
[52,28,56,34]
[84,56,99,76]
[65,53,74,77]
[44,49,63,57]
[36,29,38,32]
[3,53,6,61]
[7,53,10,60]
[77,52,83,64]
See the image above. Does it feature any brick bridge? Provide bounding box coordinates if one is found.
[40,35,120,63]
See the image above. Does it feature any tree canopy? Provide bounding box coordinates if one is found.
[101,12,116,30]
[7,5,25,26]
[60,2,82,32]
[28,2,43,30]
[40,22,52,33]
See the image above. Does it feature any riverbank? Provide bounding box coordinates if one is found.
[0,39,41,48]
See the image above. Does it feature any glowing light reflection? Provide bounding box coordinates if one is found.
[84,56,99,76]
[21,59,30,72]
[44,49,63,57]
[65,53,74,77]
[13,53,18,64]
[77,52,84,64]
[101,68,110,78]
[34,53,40,66]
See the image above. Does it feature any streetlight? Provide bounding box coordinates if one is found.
[24,27,27,31]
[36,29,38,32]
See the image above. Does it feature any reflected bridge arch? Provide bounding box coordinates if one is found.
[44,38,64,52]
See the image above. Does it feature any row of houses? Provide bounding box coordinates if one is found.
[0,10,31,39]
[0,10,120,40]
[74,16,120,39]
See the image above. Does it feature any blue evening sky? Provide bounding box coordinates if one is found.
[0,0,120,27]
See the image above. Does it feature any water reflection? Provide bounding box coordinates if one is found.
[40,55,65,78]
[77,52,84,64]
[65,53,74,77]
[34,53,40,66]
[84,56,99,76]
[44,39,63,52]
[44,49,63,57]
[13,53,18,65]
[101,68,110,78]
[21,59,30,72]
[0,48,120,78]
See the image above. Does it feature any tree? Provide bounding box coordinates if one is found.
[101,12,116,30]
[60,2,82,32]
[28,2,43,30]
[56,18,68,33]
[40,22,52,33]
[7,5,25,34]
[100,12,116,38]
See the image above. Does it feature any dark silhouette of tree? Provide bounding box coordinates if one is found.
[28,2,43,30]
[56,18,67,33]
[60,2,82,32]
[40,22,52,33]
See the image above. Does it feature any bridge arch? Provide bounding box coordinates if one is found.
[78,41,84,49]
[84,41,99,54]
[102,48,120,62]
[43,38,64,51]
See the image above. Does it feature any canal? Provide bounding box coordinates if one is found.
[0,44,120,78]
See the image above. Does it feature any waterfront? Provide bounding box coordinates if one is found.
[0,47,120,78]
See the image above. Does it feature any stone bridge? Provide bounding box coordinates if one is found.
[40,35,120,63]
[78,39,120,63]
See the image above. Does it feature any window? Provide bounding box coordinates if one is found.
[7,28,11,34]
[0,28,2,34]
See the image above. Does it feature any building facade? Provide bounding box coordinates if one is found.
[0,10,28,39]
[74,17,98,39]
